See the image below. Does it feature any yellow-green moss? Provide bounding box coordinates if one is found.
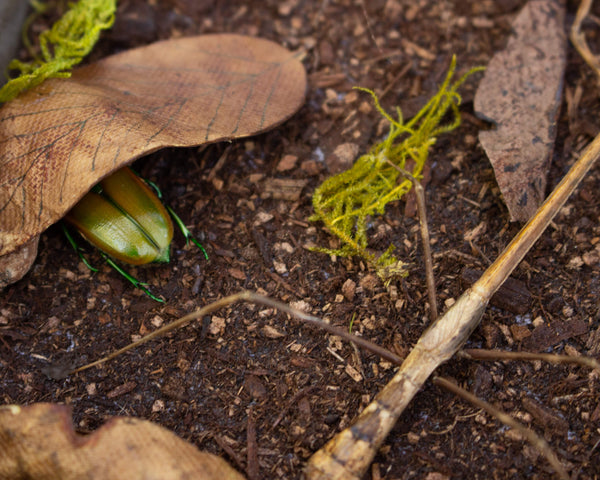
[0,0,116,103]
[311,57,484,282]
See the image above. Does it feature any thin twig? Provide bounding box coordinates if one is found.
[460,348,600,370]
[246,406,259,480]
[206,145,231,181]
[213,434,245,472]
[271,386,319,430]
[433,376,569,480]
[385,159,438,321]
[67,291,402,376]
[378,62,412,101]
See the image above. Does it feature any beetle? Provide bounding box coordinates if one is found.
[63,167,207,302]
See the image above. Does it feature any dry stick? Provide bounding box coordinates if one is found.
[389,164,582,477]
[433,376,570,480]
[206,145,231,181]
[387,161,438,321]
[304,133,600,480]
[246,406,259,480]
[409,179,438,321]
[68,291,403,376]
[460,348,600,370]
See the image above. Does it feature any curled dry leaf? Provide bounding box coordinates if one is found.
[0,236,39,288]
[0,403,244,479]
[0,34,306,285]
[474,0,566,222]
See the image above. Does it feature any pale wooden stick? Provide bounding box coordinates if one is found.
[305,132,600,479]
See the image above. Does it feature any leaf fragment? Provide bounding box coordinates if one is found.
[473,0,567,222]
[0,403,244,479]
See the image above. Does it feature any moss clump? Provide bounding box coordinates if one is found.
[0,0,116,103]
[311,57,483,282]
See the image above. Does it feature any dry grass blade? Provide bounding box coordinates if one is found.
[304,132,600,479]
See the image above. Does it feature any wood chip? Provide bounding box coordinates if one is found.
[521,397,569,435]
[326,143,359,174]
[277,154,298,172]
[342,278,357,301]
[107,381,137,398]
[244,375,267,400]
[522,318,589,352]
[261,178,308,201]
[262,325,286,339]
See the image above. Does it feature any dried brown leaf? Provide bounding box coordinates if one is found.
[474,0,566,222]
[0,236,38,287]
[0,403,244,479]
[0,34,306,259]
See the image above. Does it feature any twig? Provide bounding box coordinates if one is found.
[358,0,382,57]
[66,291,402,377]
[378,62,412,101]
[246,406,259,480]
[460,348,600,370]
[385,160,438,321]
[304,130,600,480]
[271,386,319,430]
[206,145,231,181]
[433,376,569,480]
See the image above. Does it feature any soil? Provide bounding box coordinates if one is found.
[2,0,600,478]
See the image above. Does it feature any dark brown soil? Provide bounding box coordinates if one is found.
[2,1,600,478]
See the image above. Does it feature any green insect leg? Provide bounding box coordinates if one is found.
[100,253,165,303]
[140,172,208,260]
[62,224,98,272]
[166,206,209,260]
[65,224,163,302]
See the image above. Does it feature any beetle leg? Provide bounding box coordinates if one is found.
[139,172,208,260]
[62,224,99,272]
[140,175,164,199]
[100,253,166,303]
[166,206,209,260]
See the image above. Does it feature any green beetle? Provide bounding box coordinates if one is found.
[63,167,206,302]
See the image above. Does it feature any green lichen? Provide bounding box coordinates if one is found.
[0,0,116,103]
[310,57,484,283]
